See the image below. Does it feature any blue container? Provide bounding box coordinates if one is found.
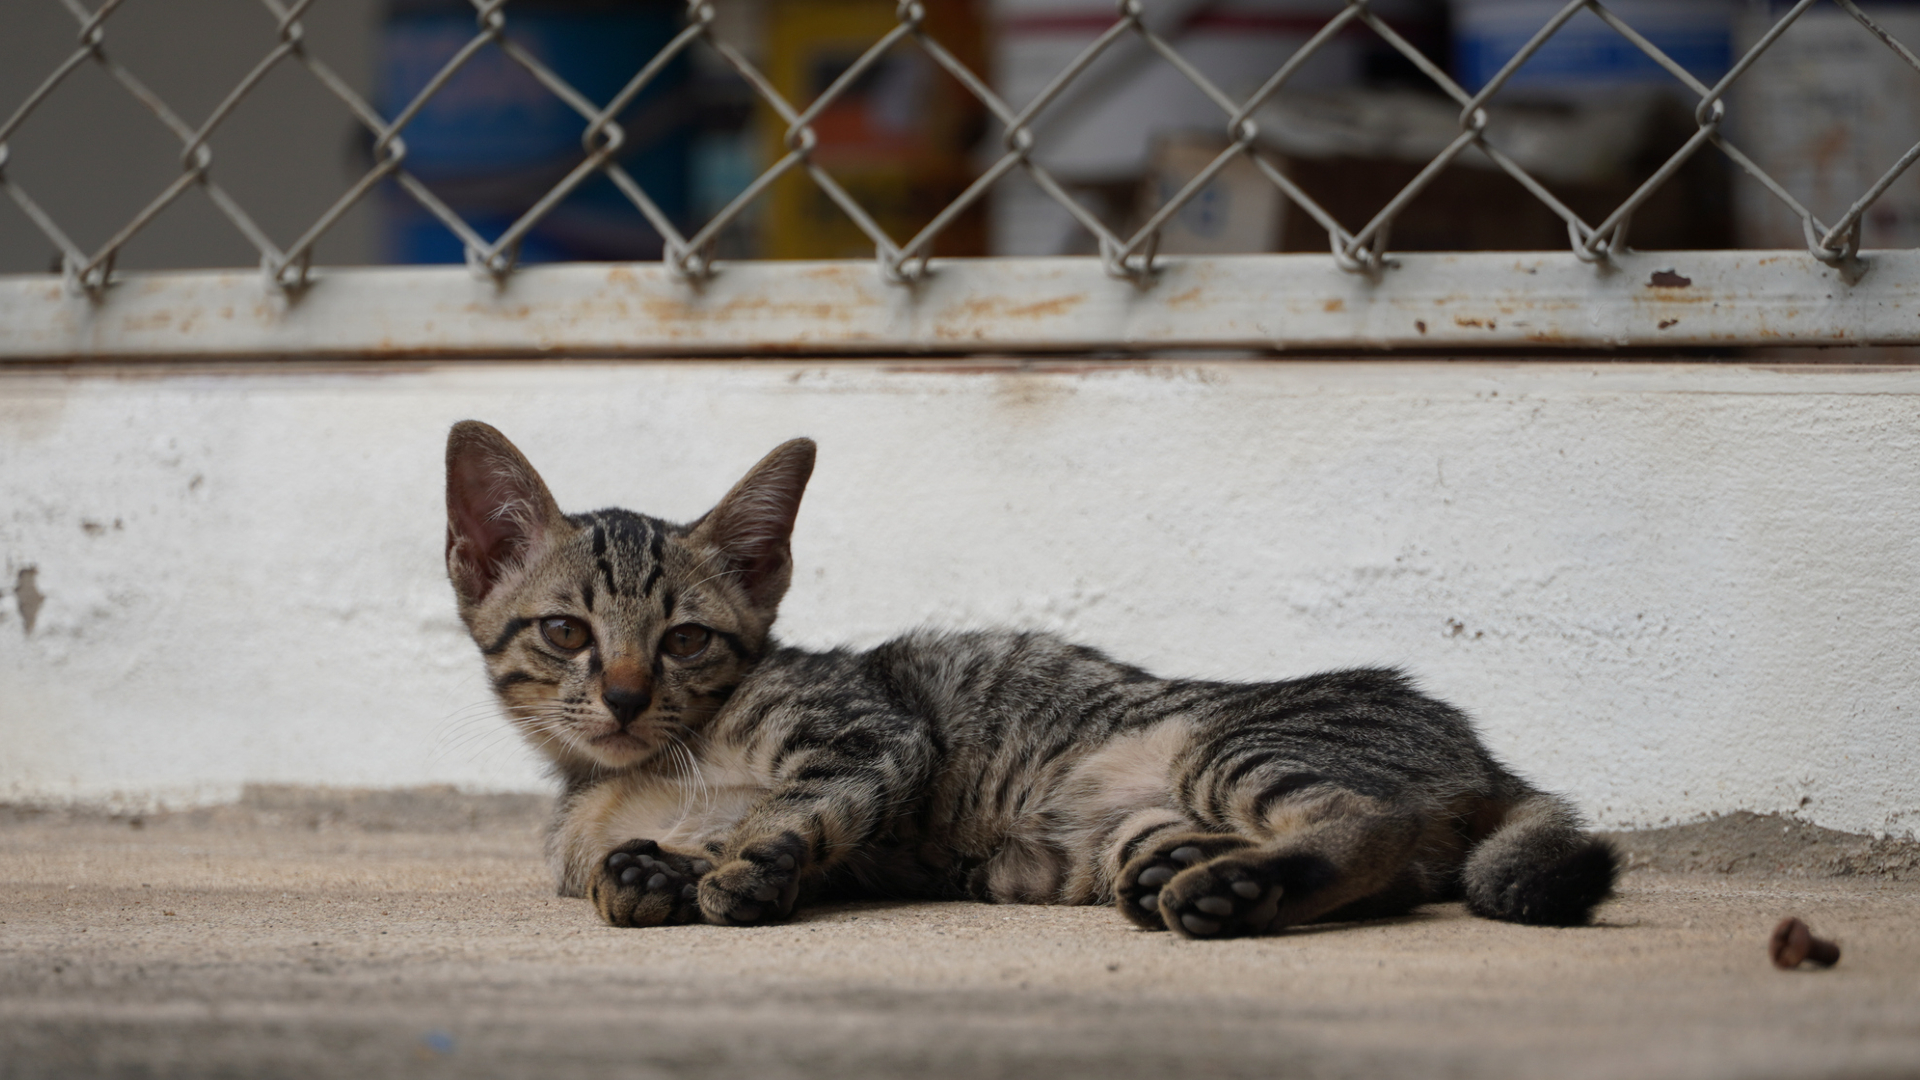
[1452,0,1738,96]
[378,0,691,263]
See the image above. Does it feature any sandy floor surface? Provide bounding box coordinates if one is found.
[3,795,1917,1080]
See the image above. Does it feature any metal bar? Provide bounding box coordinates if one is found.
[5,251,1918,361]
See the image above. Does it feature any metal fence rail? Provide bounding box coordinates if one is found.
[3,0,1919,358]
[5,251,1915,360]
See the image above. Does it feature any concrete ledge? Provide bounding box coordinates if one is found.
[0,784,548,834]
[11,785,1914,880]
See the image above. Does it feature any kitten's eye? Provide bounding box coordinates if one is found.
[661,624,710,660]
[540,616,591,652]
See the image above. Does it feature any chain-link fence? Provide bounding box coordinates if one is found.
[3,0,1919,357]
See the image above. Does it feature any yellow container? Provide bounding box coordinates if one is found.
[760,0,987,259]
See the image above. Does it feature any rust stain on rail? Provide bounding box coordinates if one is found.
[119,311,173,332]
[464,303,533,320]
[636,295,871,329]
[949,293,1088,323]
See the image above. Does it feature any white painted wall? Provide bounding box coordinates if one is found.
[1,360,1915,837]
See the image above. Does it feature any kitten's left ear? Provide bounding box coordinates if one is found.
[690,438,816,609]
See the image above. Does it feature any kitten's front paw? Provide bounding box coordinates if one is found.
[589,839,713,928]
[697,832,806,926]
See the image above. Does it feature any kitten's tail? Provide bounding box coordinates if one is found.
[1462,792,1618,926]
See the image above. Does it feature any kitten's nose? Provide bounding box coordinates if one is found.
[603,686,651,728]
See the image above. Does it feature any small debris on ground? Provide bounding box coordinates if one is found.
[1770,917,1841,969]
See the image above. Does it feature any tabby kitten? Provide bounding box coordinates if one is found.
[446,421,1616,937]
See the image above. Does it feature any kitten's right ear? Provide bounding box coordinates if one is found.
[445,421,567,609]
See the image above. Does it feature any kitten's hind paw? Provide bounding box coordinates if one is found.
[1154,849,1299,939]
[589,839,712,928]
[1115,832,1257,932]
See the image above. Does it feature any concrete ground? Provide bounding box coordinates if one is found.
[3,791,1917,1080]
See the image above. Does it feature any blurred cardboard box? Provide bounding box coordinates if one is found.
[1135,89,1732,254]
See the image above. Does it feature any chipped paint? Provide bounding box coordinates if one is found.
[12,567,43,635]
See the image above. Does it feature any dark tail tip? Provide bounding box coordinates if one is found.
[1468,837,1619,927]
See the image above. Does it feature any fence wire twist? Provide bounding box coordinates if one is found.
[3,0,1918,295]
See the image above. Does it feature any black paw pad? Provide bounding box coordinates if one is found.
[1163,872,1285,939]
[1114,832,1259,933]
[591,839,710,928]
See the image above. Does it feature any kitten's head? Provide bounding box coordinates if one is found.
[445,421,814,776]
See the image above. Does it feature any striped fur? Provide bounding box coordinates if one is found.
[446,422,1616,937]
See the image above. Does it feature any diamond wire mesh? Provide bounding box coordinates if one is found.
[3,0,1919,294]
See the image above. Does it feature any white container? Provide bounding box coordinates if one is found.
[1730,1,1920,250]
[990,0,1434,253]
[993,0,1433,180]
[1450,0,1739,96]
